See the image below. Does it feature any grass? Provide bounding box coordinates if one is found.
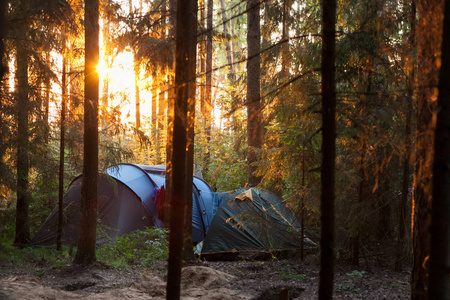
[0,241,73,268]
[0,227,168,272]
[279,267,310,280]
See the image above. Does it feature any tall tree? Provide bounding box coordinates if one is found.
[156,2,168,164]
[199,0,206,119]
[166,0,197,297]
[411,0,445,297]
[429,0,450,298]
[318,0,336,298]
[74,0,100,265]
[182,31,197,261]
[129,0,142,130]
[57,34,68,251]
[201,0,213,174]
[0,0,6,80]
[246,0,262,187]
[14,16,31,248]
[164,0,176,228]
[396,0,416,272]
[205,0,213,123]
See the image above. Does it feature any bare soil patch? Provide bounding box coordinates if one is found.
[0,256,409,299]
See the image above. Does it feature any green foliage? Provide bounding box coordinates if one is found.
[0,240,72,269]
[202,130,247,192]
[96,226,168,270]
[337,270,368,292]
[0,210,15,242]
[279,268,309,281]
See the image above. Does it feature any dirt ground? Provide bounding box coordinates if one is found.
[0,255,409,299]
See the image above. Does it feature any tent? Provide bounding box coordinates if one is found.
[199,188,316,260]
[30,163,215,246]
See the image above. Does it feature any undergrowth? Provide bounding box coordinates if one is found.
[96,226,168,270]
[0,226,168,271]
[0,241,72,268]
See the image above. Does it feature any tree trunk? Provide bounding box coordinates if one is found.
[200,0,213,175]
[57,39,67,251]
[164,0,176,228]
[280,0,290,79]
[182,53,196,261]
[300,140,306,260]
[130,0,141,130]
[158,2,166,135]
[74,0,99,265]
[134,55,141,130]
[101,17,110,114]
[318,0,336,298]
[395,2,416,272]
[203,0,213,121]
[43,52,51,144]
[396,98,413,271]
[183,0,198,259]
[246,0,262,187]
[152,78,157,137]
[220,0,240,153]
[199,0,206,119]
[166,0,197,297]
[14,30,30,248]
[205,0,213,122]
[351,140,366,266]
[219,0,233,73]
[0,0,6,80]
[411,0,444,297]
[429,0,450,298]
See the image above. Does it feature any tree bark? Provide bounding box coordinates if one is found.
[74,0,99,265]
[130,0,141,130]
[351,140,366,266]
[205,0,213,123]
[395,2,415,272]
[411,0,444,297]
[429,0,450,298]
[182,0,198,260]
[14,29,31,248]
[203,0,213,122]
[199,0,206,118]
[246,0,262,187]
[318,0,336,298]
[396,95,413,271]
[57,38,67,251]
[164,0,176,228]
[134,51,141,129]
[43,52,51,144]
[166,0,197,297]
[0,0,6,80]
[280,0,290,79]
[219,0,233,73]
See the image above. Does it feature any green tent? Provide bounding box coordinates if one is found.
[200,188,316,260]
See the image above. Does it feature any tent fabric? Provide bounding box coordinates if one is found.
[30,174,154,246]
[30,164,215,246]
[200,188,316,259]
[127,164,215,243]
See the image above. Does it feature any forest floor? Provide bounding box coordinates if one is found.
[0,253,410,299]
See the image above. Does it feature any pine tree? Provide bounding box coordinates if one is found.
[318,0,336,297]
[429,0,450,297]
[246,0,262,187]
[74,0,100,265]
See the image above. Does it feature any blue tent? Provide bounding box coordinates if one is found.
[106,164,215,243]
[30,164,215,246]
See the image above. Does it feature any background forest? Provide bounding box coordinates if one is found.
[0,0,448,298]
